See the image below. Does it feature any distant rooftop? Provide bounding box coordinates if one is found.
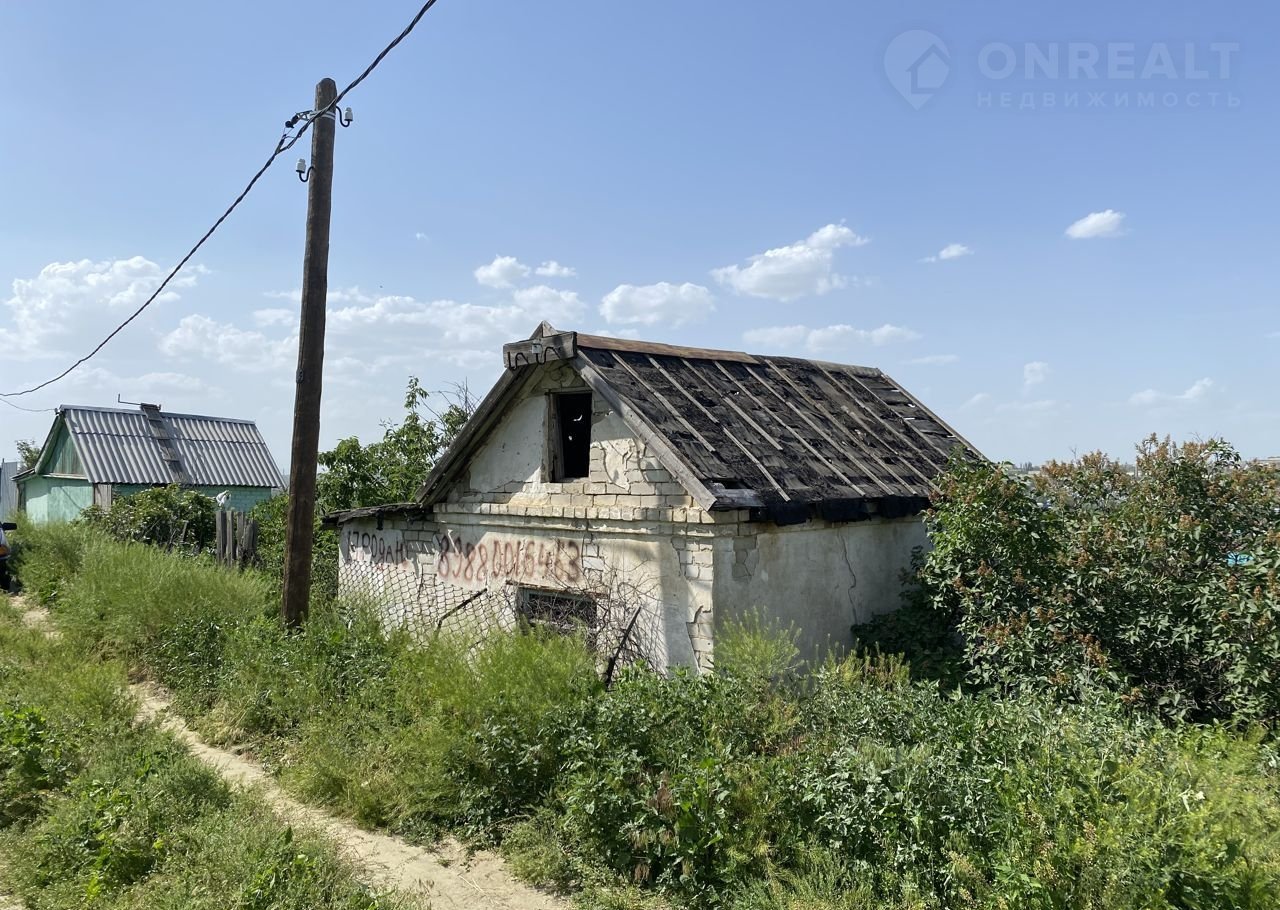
[27,404,283,489]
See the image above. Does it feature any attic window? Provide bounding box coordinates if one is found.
[549,391,592,481]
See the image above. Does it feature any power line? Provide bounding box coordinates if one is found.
[1,0,443,400]
[0,397,55,414]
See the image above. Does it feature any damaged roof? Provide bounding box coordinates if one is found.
[412,323,981,525]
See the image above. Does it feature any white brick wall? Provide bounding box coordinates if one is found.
[337,361,736,669]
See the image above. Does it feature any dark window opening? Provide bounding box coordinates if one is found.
[518,587,596,635]
[551,392,592,481]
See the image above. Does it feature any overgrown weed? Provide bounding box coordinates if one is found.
[11,527,1280,909]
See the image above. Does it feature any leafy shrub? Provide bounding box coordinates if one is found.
[80,484,217,553]
[21,737,230,895]
[248,493,340,602]
[558,665,801,902]
[0,703,70,827]
[316,376,471,514]
[851,579,966,688]
[916,438,1280,723]
[15,522,1280,909]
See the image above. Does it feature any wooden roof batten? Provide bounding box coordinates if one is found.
[391,324,984,528]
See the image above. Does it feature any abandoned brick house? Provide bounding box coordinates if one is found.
[330,323,979,670]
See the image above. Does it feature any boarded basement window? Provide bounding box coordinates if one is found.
[517,586,596,634]
[549,391,592,481]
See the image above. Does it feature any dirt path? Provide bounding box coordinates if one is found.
[14,598,563,910]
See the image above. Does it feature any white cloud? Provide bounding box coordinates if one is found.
[324,287,585,365]
[960,392,991,410]
[908,354,959,365]
[510,285,587,326]
[600,282,715,327]
[588,327,642,340]
[3,256,203,360]
[742,323,920,353]
[921,243,973,263]
[712,223,869,301]
[1065,209,1127,240]
[252,308,295,327]
[64,367,208,396]
[1129,377,1214,407]
[159,314,296,373]
[998,398,1060,414]
[742,325,809,348]
[414,232,430,242]
[811,324,920,350]
[535,260,576,278]
[1023,361,1050,389]
[474,255,531,289]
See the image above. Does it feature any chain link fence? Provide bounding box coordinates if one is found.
[339,558,662,683]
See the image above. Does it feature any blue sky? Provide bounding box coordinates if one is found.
[2,1,1276,467]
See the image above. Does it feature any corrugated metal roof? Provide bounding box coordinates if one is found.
[59,406,284,488]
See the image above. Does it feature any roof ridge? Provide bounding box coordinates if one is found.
[59,404,260,426]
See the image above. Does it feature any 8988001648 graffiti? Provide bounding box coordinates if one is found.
[434,532,582,586]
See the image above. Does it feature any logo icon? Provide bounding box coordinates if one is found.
[884,31,950,109]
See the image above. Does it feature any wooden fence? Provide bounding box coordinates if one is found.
[214,510,259,569]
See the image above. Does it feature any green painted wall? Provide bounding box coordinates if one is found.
[21,482,275,524]
[45,425,83,476]
[20,475,93,523]
[112,485,275,513]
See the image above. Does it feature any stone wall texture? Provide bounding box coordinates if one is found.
[338,361,923,671]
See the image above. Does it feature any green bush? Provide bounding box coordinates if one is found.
[19,737,231,895]
[14,523,1280,909]
[0,703,70,828]
[558,665,802,902]
[80,484,217,554]
[248,493,340,602]
[916,438,1280,724]
[851,583,966,689]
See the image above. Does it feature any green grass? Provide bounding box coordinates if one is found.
[12,520,1280,910]
[0,594,407,910]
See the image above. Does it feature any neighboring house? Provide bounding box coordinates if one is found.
[15,404,284,523]
[0,460,20,520]
[331,323,981,670]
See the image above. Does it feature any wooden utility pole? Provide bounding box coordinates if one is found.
[281,77,338,628]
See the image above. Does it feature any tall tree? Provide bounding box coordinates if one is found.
[316,378,473,514]
[15,439,40,470]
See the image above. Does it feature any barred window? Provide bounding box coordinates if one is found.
[517,586,596,634]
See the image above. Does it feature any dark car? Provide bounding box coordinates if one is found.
[0,521,16,593]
